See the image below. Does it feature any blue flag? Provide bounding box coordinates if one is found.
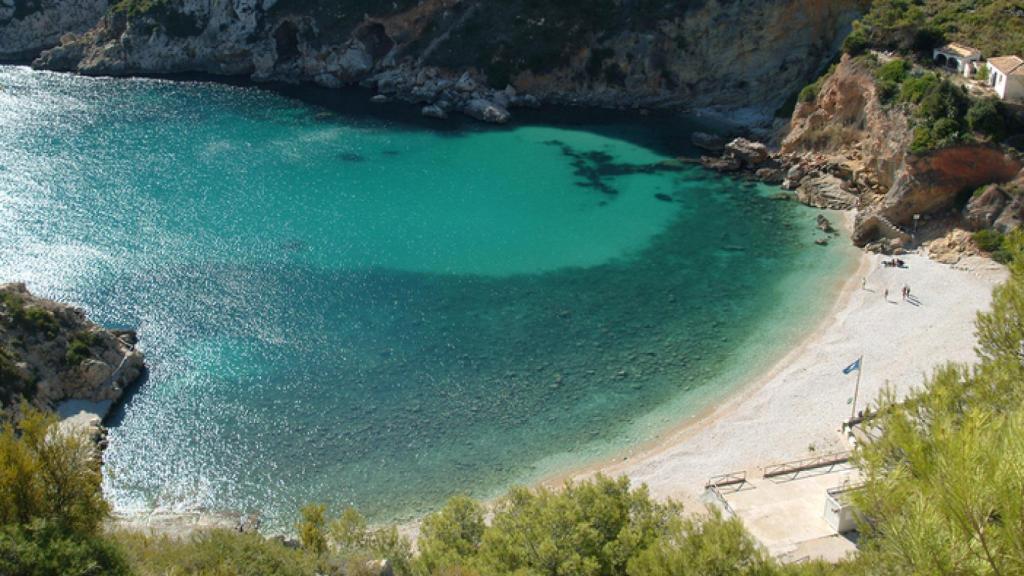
[843,358,861,375]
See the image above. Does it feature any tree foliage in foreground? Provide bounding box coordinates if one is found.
[413,475,778,576]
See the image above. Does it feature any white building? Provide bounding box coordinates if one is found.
[987,55,1024,102]
[933,43,983,77]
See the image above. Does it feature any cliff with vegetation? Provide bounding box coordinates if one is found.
[12,0,865,122]
[0,0,108,60]
[0,283,144,416]
[764,0,1024,258]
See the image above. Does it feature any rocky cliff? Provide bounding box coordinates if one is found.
[778,54,1023,250]
[0,0,108,61]
[21,0,863,122]
[0,283,144,416]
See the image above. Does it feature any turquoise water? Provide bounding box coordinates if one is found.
[0,66,857,527]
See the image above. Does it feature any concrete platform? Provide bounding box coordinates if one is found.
[710,460,860,562]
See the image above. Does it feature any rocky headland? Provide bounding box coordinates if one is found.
[0,283,144,419]
[702,53,1024,260]
[5,0,864,124]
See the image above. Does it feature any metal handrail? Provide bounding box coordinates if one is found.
[762,451,851,479]
[704,470,747,490]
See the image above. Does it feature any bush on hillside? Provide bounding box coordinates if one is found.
[0,406,108,533]
[0,520,130,576]
[966,97,1006,140]
[113,530,318,576]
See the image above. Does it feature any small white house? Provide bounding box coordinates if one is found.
[933,43,983,77]
[987,56,1024,102]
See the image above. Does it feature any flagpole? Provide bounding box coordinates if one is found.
[850,355,863,422]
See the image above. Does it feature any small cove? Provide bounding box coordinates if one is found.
[0,65,858,528]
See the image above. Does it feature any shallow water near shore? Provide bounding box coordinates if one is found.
[0,65,857,528]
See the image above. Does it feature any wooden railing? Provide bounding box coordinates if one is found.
[762,451,851,479]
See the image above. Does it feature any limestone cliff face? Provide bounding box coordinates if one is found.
[28,0,862,121]
[780,55,1023,247]
[0,0,108,61]
[783,54,911,193]
[0,283,144,415]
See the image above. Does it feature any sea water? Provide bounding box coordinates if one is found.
[0,66,857,527]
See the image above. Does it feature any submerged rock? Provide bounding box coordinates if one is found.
[816,214,835,234]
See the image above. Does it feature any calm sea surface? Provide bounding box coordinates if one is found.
[0,65,857,527]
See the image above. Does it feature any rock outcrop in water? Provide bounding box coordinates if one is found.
[0,283,144,417]
[19,0,862,123]
[0,0,108,61]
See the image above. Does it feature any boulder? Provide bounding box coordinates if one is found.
[963,185,1008,231]
[366,559,393,576]
[463,99,510,124]
[420,104,448,120]
[724,138,769,166]
[700,155,742,173]
[816,214,835,234]
[754,167,784,184]
[994,194,1024,233]
[796,174,858,210]
[455,72,477,93]
[691,132,728,153]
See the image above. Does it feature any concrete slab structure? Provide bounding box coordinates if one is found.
[707,459,860,563]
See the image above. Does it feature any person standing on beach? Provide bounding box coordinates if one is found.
[884,288,889,302]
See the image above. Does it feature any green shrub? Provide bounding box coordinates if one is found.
[625,509,776,576]
[2,293,60,339]
[414,475,693,575]
[0,520,130,576]
[843,24,870,56]
[114,529,318,576]
[966,97,1006,140]
[297,503,328,556]
[0,407,108,533]
[974,229,1005,252]
[973,229,1020,263]
[65,332,95,367]
[875,59,910,85]
[899,73,941,104]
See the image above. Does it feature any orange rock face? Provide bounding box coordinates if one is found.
[881,146,1022,226]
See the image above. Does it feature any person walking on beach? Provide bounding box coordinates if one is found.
[884,288,889,302]
[862,277,867,290]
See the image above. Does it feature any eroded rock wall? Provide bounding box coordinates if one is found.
[0,0,108,61]
[31,0,863,122]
